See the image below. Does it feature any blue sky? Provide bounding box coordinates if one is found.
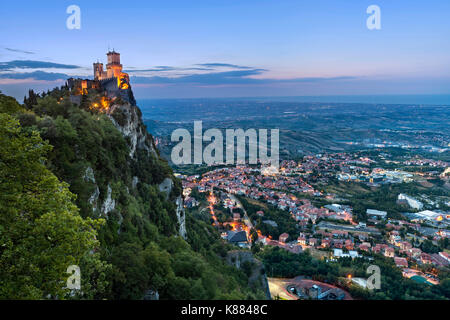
[0,0,449,100]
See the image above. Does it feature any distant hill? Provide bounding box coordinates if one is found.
[141,99,449,162]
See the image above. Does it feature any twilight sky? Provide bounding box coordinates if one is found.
[0,0,449,100]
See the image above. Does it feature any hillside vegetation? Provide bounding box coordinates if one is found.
[0,90,265,299]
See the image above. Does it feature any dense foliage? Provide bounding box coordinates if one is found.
[0,112,102,299]
[0,90,264,299]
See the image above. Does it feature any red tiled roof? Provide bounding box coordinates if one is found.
[394,257,408,267]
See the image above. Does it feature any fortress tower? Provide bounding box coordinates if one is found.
[93,62,106,80]
[106,51,123,78]
[93,51,130,89]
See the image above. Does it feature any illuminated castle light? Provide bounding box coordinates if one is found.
[93,50,130,89]
[66,50,136,107]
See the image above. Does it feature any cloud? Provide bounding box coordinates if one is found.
[125,66,214,73]
[4,48,35,55]
[131,69,265,85]
[125,62,260,74]
[281,76,356,83]
[124,66,176,72]
[0,78,62,85]
[0,71,78,81]
[196,63,256,70]
[0,60,80,71]
[0,59,356,89]
[131,69,356,86]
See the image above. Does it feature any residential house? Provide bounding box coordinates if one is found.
[279,233,289,243]
[394,257,408,268]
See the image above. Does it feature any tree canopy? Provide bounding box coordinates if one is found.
[0,113,102,299]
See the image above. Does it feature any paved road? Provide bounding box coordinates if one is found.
[229,194,254,230]
[267,278,298,300]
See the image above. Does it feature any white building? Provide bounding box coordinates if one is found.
[366,209,387,219]
[397,193,423,210]
[333,249,360,259]
[415,210,444,222]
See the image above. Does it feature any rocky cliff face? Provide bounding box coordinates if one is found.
[108,102,157,159]
[158,177,187,239]
[226,251,271,300]
[105,99,186,238]
[175,195,187,239]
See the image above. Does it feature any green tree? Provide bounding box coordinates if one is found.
[0,114,103,299]
[0,93,24,114]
